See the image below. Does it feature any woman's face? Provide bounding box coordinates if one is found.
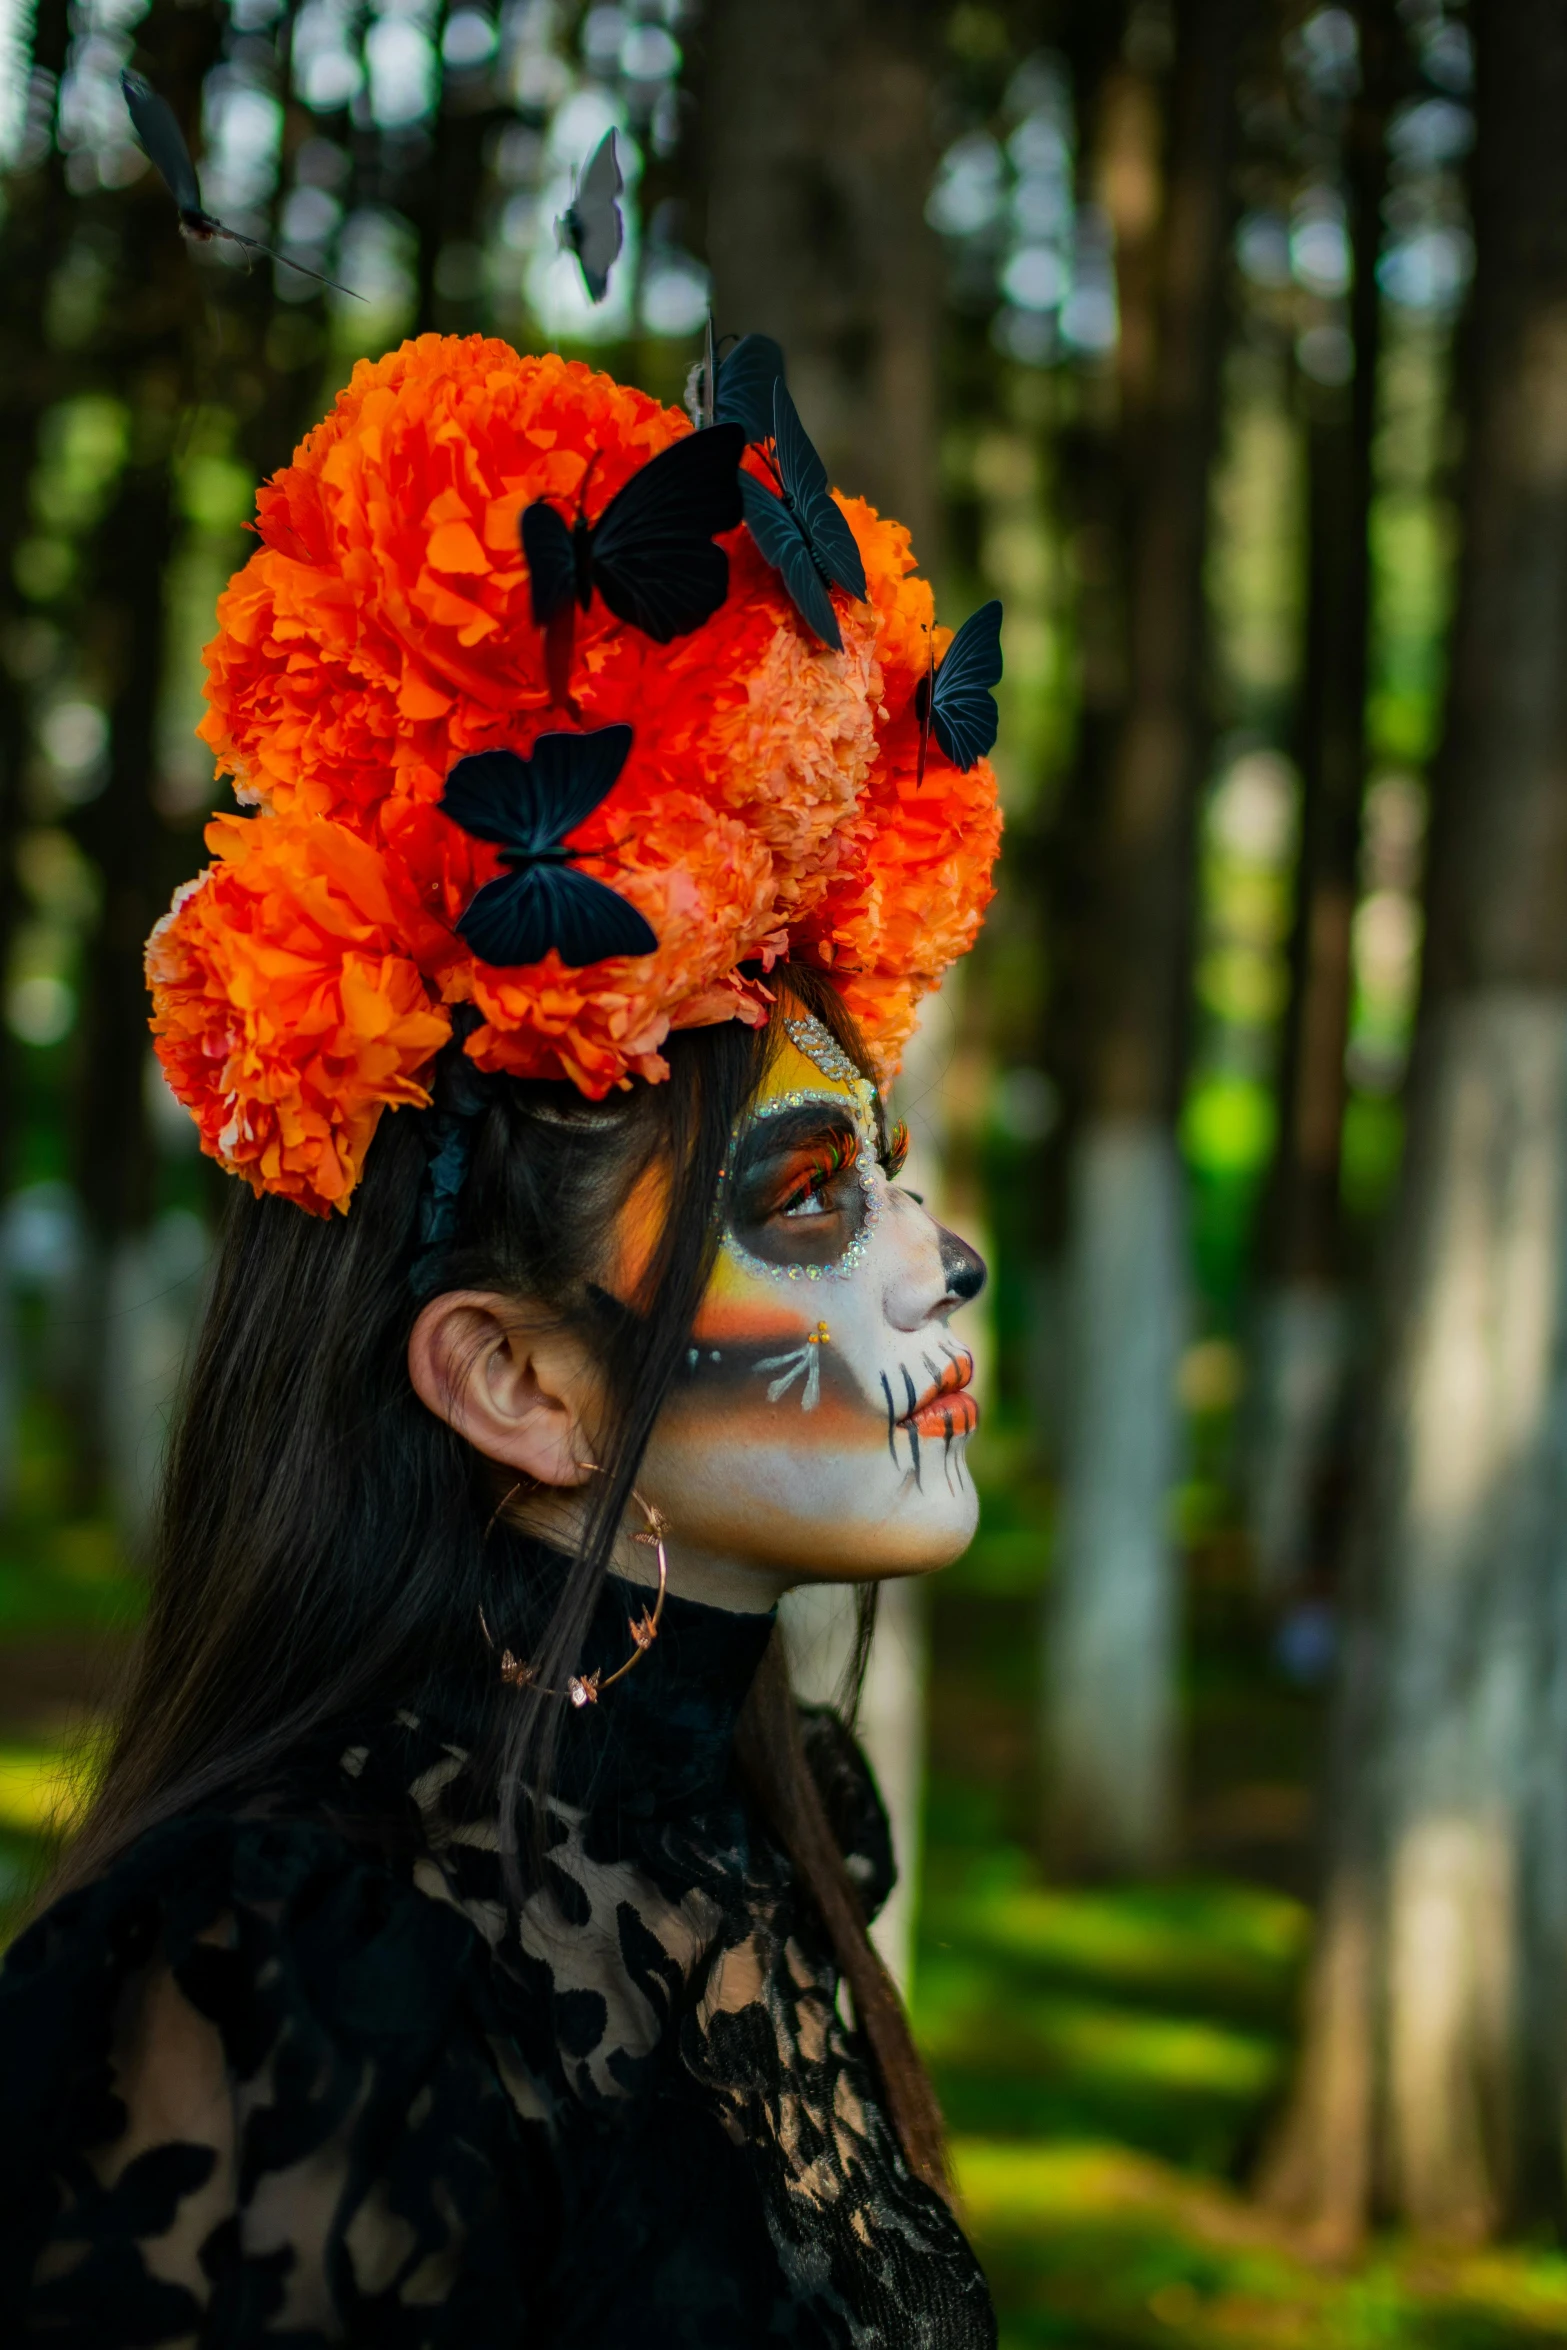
[633,1009,986,1585]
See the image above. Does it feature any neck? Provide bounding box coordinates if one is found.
[619,1533,790,1617]
[503,1486,788,1615]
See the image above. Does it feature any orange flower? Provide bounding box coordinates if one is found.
[147,813,452,1214]
[156,335,1002,1204]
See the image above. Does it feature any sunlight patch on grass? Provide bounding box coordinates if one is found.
[916,1847,1306,2167]
[926,1991,1281,2106]
[952,2139,1567,2350]
[938,1872,1311,2006]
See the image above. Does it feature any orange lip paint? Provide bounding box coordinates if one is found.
[901,1352,978,1439]
[908,1390,979,1440]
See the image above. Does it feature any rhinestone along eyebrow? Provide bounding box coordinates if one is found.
[718,1086,883,1283]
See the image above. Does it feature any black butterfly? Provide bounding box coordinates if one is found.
[555,129,624,303]
[441,727,657,968]
[520,425,744,709]
[121,71,362,301]
[738,382,866,651]
[689,321,787,444]
[915,600,1004,783]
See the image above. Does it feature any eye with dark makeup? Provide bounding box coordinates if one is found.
[728,1103,870,1269]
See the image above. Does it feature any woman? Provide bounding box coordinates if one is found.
[0,335,1002,2346]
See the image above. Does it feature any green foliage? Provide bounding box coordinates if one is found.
[0,1398,139,1639]
[920,1579,1567,2348]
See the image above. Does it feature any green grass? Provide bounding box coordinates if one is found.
[954,2138,1567,2348]
[916,1832,1303,2174]
[916,1562,1567,2349]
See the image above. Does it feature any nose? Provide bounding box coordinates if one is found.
[884,1193,988,1331]
[939,1224,986,1305]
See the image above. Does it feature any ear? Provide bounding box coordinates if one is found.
[407,1291,600,1490]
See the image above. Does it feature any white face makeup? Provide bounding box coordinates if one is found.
[634,1008,986,1600]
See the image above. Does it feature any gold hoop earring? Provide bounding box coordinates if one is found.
[478,1472,669,1710]
[483,1479,530,1544]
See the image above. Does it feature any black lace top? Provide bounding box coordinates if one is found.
[0,1580,995,2347]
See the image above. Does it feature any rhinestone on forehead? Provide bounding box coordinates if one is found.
[783,1011,863,1088]
[718,1085,882,1284]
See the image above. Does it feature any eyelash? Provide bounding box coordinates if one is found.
[776,1132,859,1216]
[773,1116,910,1215]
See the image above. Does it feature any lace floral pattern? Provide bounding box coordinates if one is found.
[0,1587,995,2348]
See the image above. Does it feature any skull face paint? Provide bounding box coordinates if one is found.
[636,1009,986,1590]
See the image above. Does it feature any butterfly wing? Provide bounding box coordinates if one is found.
[715,335,787,443]
[771,381,866,602]
[443,727,632,857]
[440,750,541,849]
[739,473,843,651]
[558,129,624,302]
[931,599,1004,770]
[121,70,204,218]
[588,424,744,642]
[523,725,634,845]
[457,868,556,966]
[540,866,658,966]
[459,864,655,967]
[521,500,577,627]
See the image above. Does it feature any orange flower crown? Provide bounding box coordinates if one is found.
[146,334,1001,1214]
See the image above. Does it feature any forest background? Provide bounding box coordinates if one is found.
[4,0,1567,2342]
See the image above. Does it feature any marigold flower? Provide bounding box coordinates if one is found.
[148,813,452,1213]
[153,335,1001,1205]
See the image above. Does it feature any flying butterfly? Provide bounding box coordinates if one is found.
[688,320,787,444]
[519,424,745,710]
[120,71,362,300]
[556,128,624,303]
[441,726,657,969]
[739,381,866,652]
[915,600,1004,784]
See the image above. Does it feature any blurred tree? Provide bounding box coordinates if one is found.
[0,0,76,1506]
[702,0,945,1989]
[1247,0,1401,1598]
[1260,0,1567,2243]
[702,0,943,548]
[1042,0,1243,1877]
[1037,0,1160,1232]
[0,0,74,1193]
[63,1,223,1517]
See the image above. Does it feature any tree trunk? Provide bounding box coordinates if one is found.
[1260,0,1567,2240]
[1037,23,1164,1263]
[0,0,73,1506]
[69,442,178,1529]
[1043,0,1242,1876]
[64,0,223,1524]
[702,0,944,1983]
[1247,0,1396,1599]
[702,0,942,554]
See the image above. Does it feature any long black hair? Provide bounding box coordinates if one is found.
[54,966,952,2197]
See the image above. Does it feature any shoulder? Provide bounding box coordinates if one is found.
[2,1806,483,2075]
[797,1705,897,1922]
[0,1810,533,2341]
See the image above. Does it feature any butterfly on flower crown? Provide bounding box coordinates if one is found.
[440,726,656,969]
[520,429,745,712]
